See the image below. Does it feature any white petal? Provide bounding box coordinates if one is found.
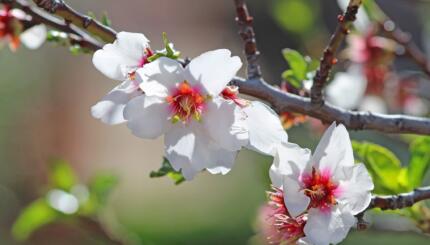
[91,80,141,125]
[206,147,238,175]
[282,176,310,217]
[184,49,242,95]
[269,142,312,188]
[203,98,248,151]
[20,24,47,49]
[326,65,367,109]
[165,124,222,180]
[304,207,356,245]
[10,9,26,19]
[92,32,149,80]
[359,95,387,114]
[136,57,185,97]
[311,123,354,179]
[404,97,428,116]
[338,163,374,214]
[123,95,170,139]
[243,101,288,155]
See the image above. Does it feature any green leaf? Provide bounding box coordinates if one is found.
[49,159,77,192]
[12,199,59,241]
[147,33,181,62]
[101,12,112,27]
[147,53,165,62]
[362,0,386,22]
[306,57,320,73]
[150,158,185,185]
[282,48,307,81]
[87,11,97,20]
[46,30,68,43]
[408,137,430,188]
[69,45,83,55]
[281,70,301,89]
[89,173,119,206]
[162,32,181,59]
[352,141,406,194]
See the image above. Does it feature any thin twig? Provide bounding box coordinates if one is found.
[310,0,362,106]
[368,186,430,210]
[381,21,430,78]
[365,0,430,78]
[32,0,117,43]
[233,0,262,79]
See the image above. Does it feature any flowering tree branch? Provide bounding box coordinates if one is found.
[231,77,430,134]
[364,0,430,79]
[369,186,430,210]
[310,0,362,106]
[3,0,430,135]
[233,0,262,79]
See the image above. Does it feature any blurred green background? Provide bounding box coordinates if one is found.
[0,0,429,244]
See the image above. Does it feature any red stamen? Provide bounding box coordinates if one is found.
[302,167,339,212]
[221,85,248,107]
[265,186,307,244]
[167,81,206,123]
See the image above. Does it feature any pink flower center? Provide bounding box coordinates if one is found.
[302,167,339,212]
[221,85,248,107]
[166,81,207,123]
[266,186,306,244]
[138,48,154,67]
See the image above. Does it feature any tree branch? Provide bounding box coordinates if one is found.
[310,0,362,106]
[368,186,430,210]
[231,77,430,135]
[32,0,117,43]
[233,0,262,79]
[5,0,430,135]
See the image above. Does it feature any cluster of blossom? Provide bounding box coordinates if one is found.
[327,0,429,117]
[91,32,287,179]
[91,32,375,244]
[0,4,46,51]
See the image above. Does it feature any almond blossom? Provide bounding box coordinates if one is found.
[269,123,374,245]
[122,49,287,179]
[258,186,308,244]
[0,4,46,51]
[326,65,388,113]
[91,32,153,124]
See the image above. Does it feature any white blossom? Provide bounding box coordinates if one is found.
[91,32,152,125]
[270,123,374,245]
[123,49,288,179]
[326,65,367,110]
